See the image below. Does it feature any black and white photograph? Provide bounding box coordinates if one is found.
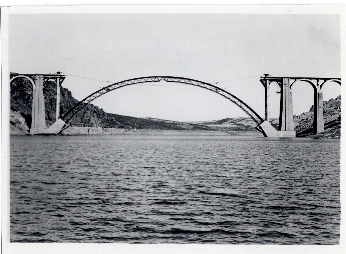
[1,3,344,254]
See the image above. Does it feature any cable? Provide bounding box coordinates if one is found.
[216,75,259,84]
[292,99,301,115]
[63,72,111,84]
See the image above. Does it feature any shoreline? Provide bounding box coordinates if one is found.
[10,127,339,139]
[61,127,260,136]
[10,127,261,137]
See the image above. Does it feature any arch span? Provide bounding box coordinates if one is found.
[60,76,265,134]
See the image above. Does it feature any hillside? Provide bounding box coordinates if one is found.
[195,117,260,136]
[197,95,341,138]
[294,95,341,138]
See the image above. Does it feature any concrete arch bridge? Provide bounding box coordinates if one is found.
[10,73,341,137]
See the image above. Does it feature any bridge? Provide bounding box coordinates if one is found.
[260,75,341,136]
[10,73,341,137]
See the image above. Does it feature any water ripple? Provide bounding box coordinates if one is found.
[10,135,340,244]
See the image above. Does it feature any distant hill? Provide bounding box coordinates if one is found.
[196,95,341,138]
[194,117,260,136]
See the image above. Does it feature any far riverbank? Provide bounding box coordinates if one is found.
[60,127,260,136]
[9,127,339,139]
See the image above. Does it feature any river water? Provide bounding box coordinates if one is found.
[10,134,340,244]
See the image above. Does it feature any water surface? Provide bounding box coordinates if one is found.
[10,134,340,244]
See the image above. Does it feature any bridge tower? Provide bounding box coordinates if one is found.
[10,73,67,135]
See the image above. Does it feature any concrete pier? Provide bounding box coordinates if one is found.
[314,89,324,134]
[31,75,46,134]
[264,79,270,122]
[260,78,296,137]
[279,78,295,134]
[56,77,61,122]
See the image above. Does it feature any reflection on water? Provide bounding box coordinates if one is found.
[10,134,340,244]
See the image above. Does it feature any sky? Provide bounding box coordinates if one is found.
[8,12,341,122]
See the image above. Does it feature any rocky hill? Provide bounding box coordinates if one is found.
[294,95,341,138]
